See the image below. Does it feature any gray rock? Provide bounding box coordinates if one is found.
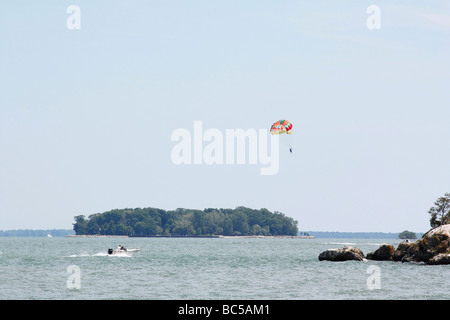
[318,246,365,262]
[366,243,395,261]
[427,253,450,265]
[393,240,414,262]
[394,224,450,264]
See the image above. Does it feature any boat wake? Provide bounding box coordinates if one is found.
[68,252,91,258]
[95,251,134,257]
[69,245,140,258]
[324,242,388,246]
[68,252,134,258]
[325,242,357,246]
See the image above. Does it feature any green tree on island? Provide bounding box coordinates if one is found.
[72,206,298,237]
[428,193,450,228]
[398,230,417,239]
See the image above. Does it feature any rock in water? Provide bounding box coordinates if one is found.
[366,243,395,261]
[318,246,365,262]
[394,224,450,264]
[392,241,414,262]
[428,253,450,265]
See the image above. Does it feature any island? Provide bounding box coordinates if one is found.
[72,206,299,237]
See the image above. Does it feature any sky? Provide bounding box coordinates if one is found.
[0,1,449,232]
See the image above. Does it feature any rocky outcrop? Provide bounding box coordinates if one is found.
[318,246,365,262]
[318,225,450,265]
[396,224,450,264]
[427,253,450,265]
[366,243,395,261]
[392,240,414,261]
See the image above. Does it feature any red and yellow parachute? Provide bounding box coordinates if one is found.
[270,120,293,135]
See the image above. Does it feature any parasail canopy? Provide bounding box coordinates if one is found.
[270,119,293,135]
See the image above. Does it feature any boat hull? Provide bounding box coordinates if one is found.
[107,248,140,255]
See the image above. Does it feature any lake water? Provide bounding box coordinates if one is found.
[0,237,448,300]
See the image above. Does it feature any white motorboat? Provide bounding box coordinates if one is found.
[107,245,140,255]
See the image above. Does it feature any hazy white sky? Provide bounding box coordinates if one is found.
[0,1,449,232]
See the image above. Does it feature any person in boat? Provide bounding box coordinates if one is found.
[108,245,126,254]
[116,245,127,252]
[289,147,293,154]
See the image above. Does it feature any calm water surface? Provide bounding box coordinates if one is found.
[0,237,448,299]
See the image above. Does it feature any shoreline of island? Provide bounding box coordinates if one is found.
[64,234,315,239]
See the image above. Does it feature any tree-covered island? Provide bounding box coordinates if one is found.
[73,206,298,237]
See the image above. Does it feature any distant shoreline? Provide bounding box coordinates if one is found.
[1,229,424,238]
[65,234,128,238]
[65,234,315,239]
[219,235,315,239]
